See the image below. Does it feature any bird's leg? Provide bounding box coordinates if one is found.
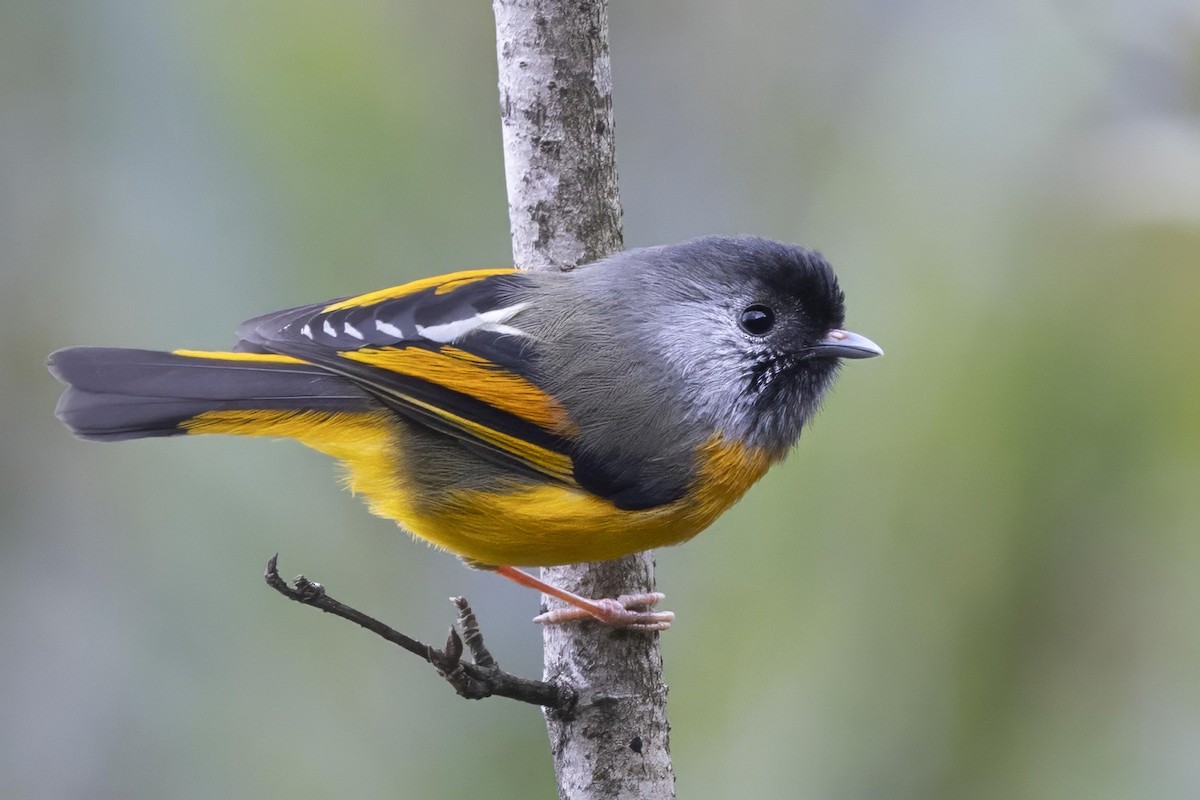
[494,565,674,631]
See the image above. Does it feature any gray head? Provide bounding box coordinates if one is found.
[523,235,882,458]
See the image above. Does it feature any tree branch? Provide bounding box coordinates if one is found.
[493,2,676,797]
[264,555,569,709]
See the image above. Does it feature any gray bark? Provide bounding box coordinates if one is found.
[493,0,623,271]
[492,2,676,798]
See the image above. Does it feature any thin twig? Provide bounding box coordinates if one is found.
[264,555,572,710]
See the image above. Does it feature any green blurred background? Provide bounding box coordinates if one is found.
[3,1,1200,798]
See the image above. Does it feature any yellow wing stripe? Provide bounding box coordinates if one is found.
[173,349,308,364]
[339,345,573,434]
[382,389,576,484]
[321,268,516,313]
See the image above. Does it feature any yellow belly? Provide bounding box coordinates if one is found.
[185,408,775,566]
[380,435,775,566]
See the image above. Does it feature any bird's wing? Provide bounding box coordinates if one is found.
[236,269,579,486]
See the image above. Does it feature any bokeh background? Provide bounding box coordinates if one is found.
[3,1,1200,798]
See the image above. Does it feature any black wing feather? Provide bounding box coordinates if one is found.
[236,271,577,482]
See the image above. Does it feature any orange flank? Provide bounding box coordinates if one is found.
[180,407,775,567]
[401,435,777,566]
[181,408,410,527]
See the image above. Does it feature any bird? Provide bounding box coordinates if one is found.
[49,235,881,630]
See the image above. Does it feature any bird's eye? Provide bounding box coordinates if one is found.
[739,304,775,335]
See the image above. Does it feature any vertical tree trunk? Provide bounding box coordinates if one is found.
[491,2,675,798]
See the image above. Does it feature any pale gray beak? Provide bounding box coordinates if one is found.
[809,329,884,359]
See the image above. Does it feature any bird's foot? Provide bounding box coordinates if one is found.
[493,565,673,632]
[533,592,674,631]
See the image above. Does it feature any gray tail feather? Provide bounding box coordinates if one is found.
[48,347,372,441]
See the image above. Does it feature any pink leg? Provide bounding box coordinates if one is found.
[494,565,674,631]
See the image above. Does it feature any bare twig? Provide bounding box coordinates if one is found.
[264,555,570,710]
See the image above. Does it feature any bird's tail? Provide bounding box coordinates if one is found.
[49,347,375,442]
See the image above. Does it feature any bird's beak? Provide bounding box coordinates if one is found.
[809,329,884,359]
